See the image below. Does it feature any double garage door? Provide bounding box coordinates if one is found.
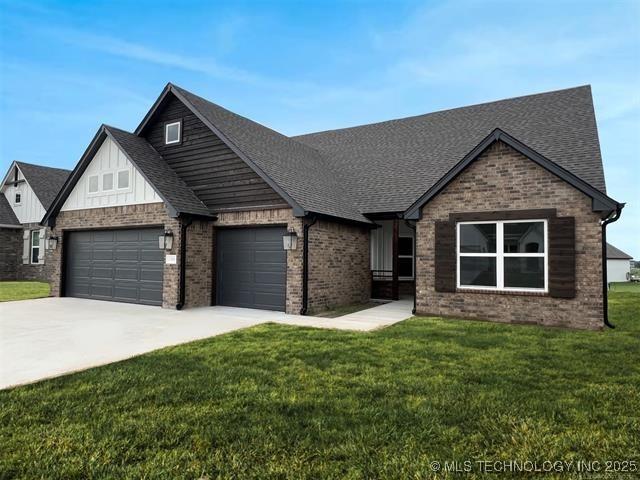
[65,226,286,311]
[65,228,164,306]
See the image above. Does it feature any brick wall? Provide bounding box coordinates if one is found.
[184,220,214,308]
[0,227,21,280]
[307,219,371,313]
[416,141,604,330]
[46,203,182,308]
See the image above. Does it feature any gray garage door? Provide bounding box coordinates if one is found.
[217,227,286,311]
[65,228,164,306]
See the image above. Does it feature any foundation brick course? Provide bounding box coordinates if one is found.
[416,141,604,330]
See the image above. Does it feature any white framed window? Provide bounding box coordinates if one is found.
[117,169,130,189]
[14,191,21,205]
[165,121,181,145]
[102,172,114,191]
[88,175,99,193]
[398,236,414,280]
[30,230,40,264]
[456,219,547,292]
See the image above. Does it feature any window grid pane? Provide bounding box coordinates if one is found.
[457,220,547,292]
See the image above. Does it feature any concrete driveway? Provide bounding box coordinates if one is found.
[0,297,413,389]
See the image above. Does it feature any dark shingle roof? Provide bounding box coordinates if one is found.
[0,193,20,226]
[105,126,211,217]
[16,161,70,211]
[171,85,370,223]
[606,243,633,260]
[294,85,607,213]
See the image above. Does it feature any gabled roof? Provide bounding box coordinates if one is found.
[0,193,20,227]
[404,128,621,219]
[295,85,609,214]
[1,161,71,211]
[106,126,211,217]
[606,243,633,260]
[43,125,212,225]
[136,83,371,224]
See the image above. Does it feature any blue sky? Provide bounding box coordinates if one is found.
[1,0,638,257]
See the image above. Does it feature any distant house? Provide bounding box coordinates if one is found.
[606,243,633,283]
[0,162,70,281]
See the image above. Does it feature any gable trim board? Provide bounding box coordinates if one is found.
[135,83,306,218]
[43,125,214,227]
[404,128,622,220]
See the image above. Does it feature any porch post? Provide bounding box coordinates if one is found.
[392,217,399,300]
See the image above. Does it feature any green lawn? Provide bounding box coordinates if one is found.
[1,294,639,479]
[609,281,640,293]
[0,281,49,302]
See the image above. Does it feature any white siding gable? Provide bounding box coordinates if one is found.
[1,166,46,224]
[61,136,162,212]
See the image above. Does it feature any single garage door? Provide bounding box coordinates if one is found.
[65,228,164,305]
[217,227,286,311]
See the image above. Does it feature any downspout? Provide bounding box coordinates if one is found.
[176,216,193,310]
[404,219,417,315]
[300,215,317,315]
[601,204,624,328]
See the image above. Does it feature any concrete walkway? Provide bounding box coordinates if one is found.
[0,297,414,389]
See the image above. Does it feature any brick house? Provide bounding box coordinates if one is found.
[34,83,622,329]
[0,162,70,281]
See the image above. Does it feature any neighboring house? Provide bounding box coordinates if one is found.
[606,243,633,283]
[40,83,623,330]
[0,162,70,281]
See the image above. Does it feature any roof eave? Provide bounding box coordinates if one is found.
[404,128,621,220]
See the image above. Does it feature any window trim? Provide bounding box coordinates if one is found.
[14,191,21,206]
[116,168,131,190]
[101,172,114,192]
[87,174,99,194]
[456,219,548,293]
[30,230,40,265]
[398,236,414,280]
[165,120,182,145]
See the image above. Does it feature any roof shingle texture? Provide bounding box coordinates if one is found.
[606,243,633,260]
[0,193,20,226]
[16,161,70,211]
[172,85,369,223]
[105,126,211,217]
[294,85,606,213]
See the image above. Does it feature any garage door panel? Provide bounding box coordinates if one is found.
[217,227,286,311]
[93,231,115,242]
[65,228,164,306]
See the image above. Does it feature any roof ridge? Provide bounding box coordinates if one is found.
[14,160,71,174]
[294,85,592,139]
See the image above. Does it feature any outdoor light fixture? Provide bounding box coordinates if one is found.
[47,236,59,250]
[159,230,174,251]
[282,229,298,250]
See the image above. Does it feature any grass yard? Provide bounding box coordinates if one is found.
[1,293,639,479]
[0,281,49,302]
[609,281,640,293]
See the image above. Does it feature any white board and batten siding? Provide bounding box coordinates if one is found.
[1,168,46,224]
[61,136,162,212]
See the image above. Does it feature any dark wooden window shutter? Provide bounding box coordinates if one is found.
[434,220,456,292]
[548,216,576,298]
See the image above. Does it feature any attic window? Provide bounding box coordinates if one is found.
[14,192,21,205]
[165,121,181,145]
[88,175,99,193]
